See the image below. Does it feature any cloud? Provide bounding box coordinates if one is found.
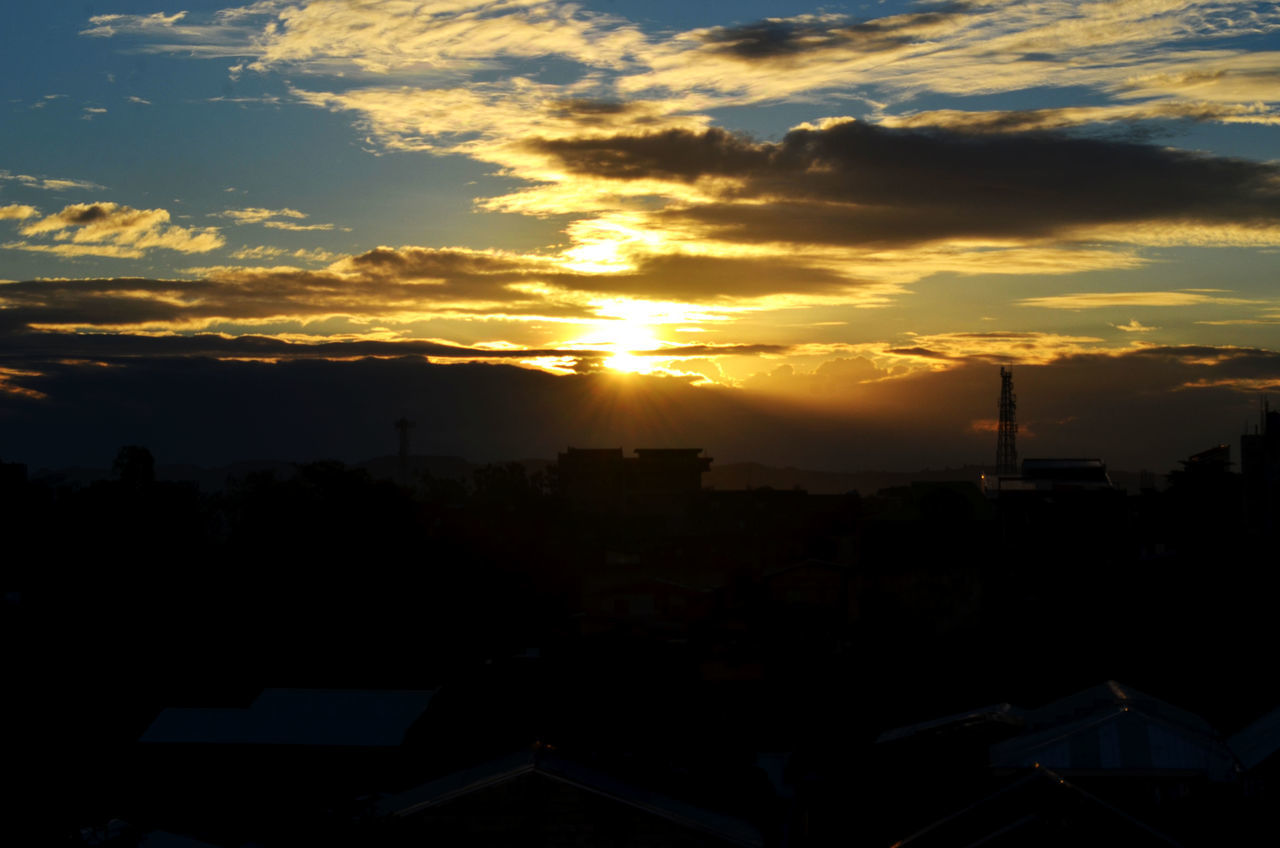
[525,121,1280,250]
[0,204,39,220]
[0,246,597,333]
[230,245,338,263]
[698,11,964,62]
[82,10,188,38]
[1109,53,1280,104]
[217,207,308,225]
[286,80,709,158]
[11,202,224,258]
[263,220,339,231]
[1113,319,1159,333]
[878,101,1280,133]
[82,1,647,75]
[216,206,344,232]
[885,331,1108,365]
[0,171,105,191]
[1019,291,1260,309]
[621,2,1280,110]
[78,1,1280,288]
[82,0,1280,142]
[0,329,608,364]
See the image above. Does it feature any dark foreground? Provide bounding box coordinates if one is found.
[4,448,1278,846]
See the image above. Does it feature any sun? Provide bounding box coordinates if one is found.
[567,299,669,374]
[567,298,718,374]
[603,310,663,374]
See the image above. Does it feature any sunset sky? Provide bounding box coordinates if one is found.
[2,1,1279,470]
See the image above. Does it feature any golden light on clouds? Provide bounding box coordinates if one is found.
[2,0,1278,466]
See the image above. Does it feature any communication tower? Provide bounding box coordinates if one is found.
[997,367,1018,475]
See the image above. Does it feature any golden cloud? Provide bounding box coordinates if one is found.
[0,204,40,220]
[14,202,224,258]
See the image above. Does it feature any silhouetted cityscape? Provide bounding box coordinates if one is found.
[4,375,1279,847]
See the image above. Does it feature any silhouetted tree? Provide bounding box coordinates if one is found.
[472,461,538,508]
[112,445,154,488]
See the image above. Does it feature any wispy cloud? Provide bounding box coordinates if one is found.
[215,206,345,231]
[1020,291,1261,309]
[230,245,337,263]
[216,207,308,225]
[0,171,105,191]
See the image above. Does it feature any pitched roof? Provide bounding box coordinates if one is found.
[875,703,1025,745]
[890,766,1184,847]
[990,682,1238,780]
[380,749,765,847]
[1229,706,1280,770]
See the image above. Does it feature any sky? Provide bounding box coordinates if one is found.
[2,1,1279,470]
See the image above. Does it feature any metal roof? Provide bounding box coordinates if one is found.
[139,688,435,746]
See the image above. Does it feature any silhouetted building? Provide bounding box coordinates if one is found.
[556,447,711,515]
[134,689,438,845]
[1180,443,1232,475]
[871,681,1261,847]
[0,458,26,490]
[983,457,1115,496]
[1241,404,1280,527]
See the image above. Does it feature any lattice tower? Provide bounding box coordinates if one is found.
[997,367,1018,475]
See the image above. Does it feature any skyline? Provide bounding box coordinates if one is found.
[3,1,1280,469]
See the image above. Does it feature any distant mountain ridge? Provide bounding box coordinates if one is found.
[29,456,1152,495]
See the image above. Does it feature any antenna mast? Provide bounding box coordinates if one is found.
[997,367,1018,475]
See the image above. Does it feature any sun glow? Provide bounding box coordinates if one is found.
[570,298,697,374]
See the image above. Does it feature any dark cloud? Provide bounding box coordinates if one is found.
[885,346,952,359]
[530,121,1280,247]
[584,254,861,298]
[554,99,631,115]
[65,204,111,224]
[700,7,965,61]
[0,329,605,363]
[337,246,536,279]
[529,127,763,182]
